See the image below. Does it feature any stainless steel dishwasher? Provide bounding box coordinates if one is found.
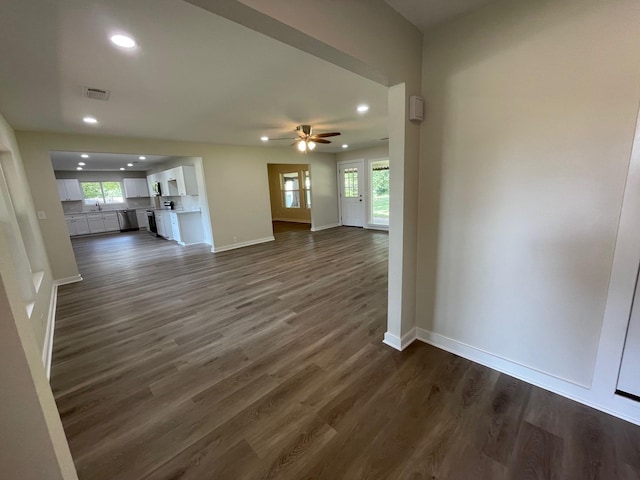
[116,209,139,232]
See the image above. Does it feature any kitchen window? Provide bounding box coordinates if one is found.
[81,181,124,205]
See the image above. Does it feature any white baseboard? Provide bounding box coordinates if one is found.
[416,328,640,427]
[364,225,389,231]
[55,274,83,286]
[272,218,311,224]
[212,236,275,253]
[311,223,341,232]
[42,275,83,379]
[382,328,417,351]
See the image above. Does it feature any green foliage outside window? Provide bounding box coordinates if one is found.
[81,181,124,205]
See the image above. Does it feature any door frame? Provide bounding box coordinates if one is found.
[337,159,365,227]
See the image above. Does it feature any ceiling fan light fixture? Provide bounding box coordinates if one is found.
[307,141,316,151]
[297,140,307,152]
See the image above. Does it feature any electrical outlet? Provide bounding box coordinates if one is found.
[37,211,46,219]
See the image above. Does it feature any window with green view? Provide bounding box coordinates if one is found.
[81,181,124,205]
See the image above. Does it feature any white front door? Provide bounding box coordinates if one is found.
[339,160,364,227]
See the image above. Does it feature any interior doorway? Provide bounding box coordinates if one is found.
[267,163,311,233]
[338,160,365,227]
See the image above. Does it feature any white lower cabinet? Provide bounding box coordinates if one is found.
[102,213,119,231]
[154,212,173,240]
[87,214,106,233]
[86,212,119,233]
[136,210,149,230]
[170,213,182,243]
[65,215,90,236]
[169,212,203,245]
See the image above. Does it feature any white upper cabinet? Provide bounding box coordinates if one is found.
[165,166,198,196]
[146,165,198,197]
[123,178,150,198]
[56,179,83,201]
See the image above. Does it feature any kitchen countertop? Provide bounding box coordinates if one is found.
[153,209,201,214]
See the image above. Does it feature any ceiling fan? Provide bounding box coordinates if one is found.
[271,125,341,152]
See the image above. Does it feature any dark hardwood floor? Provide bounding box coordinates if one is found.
[52,226,640,479]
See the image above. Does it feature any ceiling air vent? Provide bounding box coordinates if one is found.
[82,87,111,101]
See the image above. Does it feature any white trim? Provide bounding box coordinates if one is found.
[212,236,274,253]
[42,275,83,379]
[415,328,640,426]
[382,328,416,351]
[364,224,389,231]
[310,223,341,232]
[42,282,58,380]
[55,274,83,286]
[272,218,311,224]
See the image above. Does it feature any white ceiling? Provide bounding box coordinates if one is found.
[50,151,179,171]
[0,0,389,154]
[384,0,492,32]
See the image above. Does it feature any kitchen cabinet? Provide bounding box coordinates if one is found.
[123,178,150,198]
[102,212,119,231]
[57,179,83,201]
[153,211,175,240]
[87,214,106,233]
[136,209,148,230]
[65,215,90,236]
[86,212,120,234]
[146,174,157,197]
[146,166,198,197]
[169,212,203,245]
[165,166,198,196]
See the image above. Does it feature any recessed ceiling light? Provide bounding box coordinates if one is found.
[76,167,83,171]
[357,104,369,113]
[110,34,136,49]
[81,154,89,158]
[139,156,146,160]
[83,116,98,124]
[260,136,269,142]
[127,163,133,167]
[78,162,86,166]
[342,144,349,149]
[120,167,125,171]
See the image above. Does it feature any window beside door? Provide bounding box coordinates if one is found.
[370,160,389,226]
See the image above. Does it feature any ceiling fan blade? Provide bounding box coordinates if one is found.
[311,132,341,138]
[269,137,297,141]
[312,139,331,144]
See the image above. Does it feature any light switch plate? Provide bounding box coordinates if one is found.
[37,211,46,219]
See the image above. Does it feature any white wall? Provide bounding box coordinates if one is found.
[15,131,338,279]
[0,113,77,478]
[417,0,640,392]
